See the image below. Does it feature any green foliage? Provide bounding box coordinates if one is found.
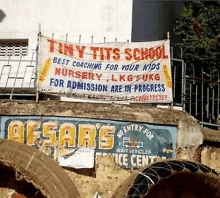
[173,1,220,70]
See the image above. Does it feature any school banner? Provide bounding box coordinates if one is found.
[0,115,177,169]
[38,35,172,103]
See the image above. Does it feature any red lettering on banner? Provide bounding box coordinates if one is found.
[100,47,104,60]
[155,46,162,59]
[47,37,169,61]
[59,43,63,54]
[113,48,120,60]
[82,72,88,79]
[162,45,168,59]
[96,73,102,81]
[125,48,132,61]
[47,39,86,58]
[119,75,125,81]
[109,73,161,82]
[141,48,148,60]
[64,44,73,56]
[111,74,117,81]
[76,45,86,58]
[124,46,168,61]
[128,75,133,82]
[55,67,102,81]
[90,47,120,61]
[75,71,81,78]
[105,47,112,60]
[149,48,155,59]
[62,68,67,76]
[48,39,55,52]
[55,68,61,75]
[136,75,141,81]
[90,47,99,60]
[133,48,140,61]
[155,74,160,80]
[88,72,94,80]
[69,70,74,77]
[149,74,154,81]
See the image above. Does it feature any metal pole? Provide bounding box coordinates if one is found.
[190,84,192,115]
[10,54,23,100]
[201,67,204,123]
[167,32,170,40]
[181,62,184,105]
[218,70,220,119]
[4,55,12,88]
[180,47,184,107]
[36,23,41,103]
[193,66,195,84]
[210,69,212,122]
[181,48,183,59]
[7,53,11,65]
[171,46,173,59]
[196,85,198,116]
[66,34,68,42]
[184,63,186,109]
[210,68,215,121]
[212,88,215,120]
[166,32,173,108]
[4,65,12,88]
[173,65,176,100]
[22,52,34,87]
[181,61,185,109]
[207,87,209,119]
[79,35,81,44]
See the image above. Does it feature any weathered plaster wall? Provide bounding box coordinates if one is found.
[0,100,203,162]
[1,100,220,198]
[200,127,220,172]
[201,147,220,172]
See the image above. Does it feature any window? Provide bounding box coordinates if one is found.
[0,39,28,56]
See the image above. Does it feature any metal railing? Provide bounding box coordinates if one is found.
[0,44,219,129]
[0,52,36,99]
[184,66,220,128]
[171,47,220,129]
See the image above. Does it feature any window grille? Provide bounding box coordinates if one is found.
[0,39,28,56]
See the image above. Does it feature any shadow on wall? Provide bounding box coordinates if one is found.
[131,1,184,42]
[0,10,6,23]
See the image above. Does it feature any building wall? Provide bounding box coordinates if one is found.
[1,0,133,56]
[0,1,184,94]
[0,0,133,89]
[132,1,184,42]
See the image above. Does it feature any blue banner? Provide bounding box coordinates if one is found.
[0,115,177,169]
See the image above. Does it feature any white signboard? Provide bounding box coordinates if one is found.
[38,35,172,103]
[58,148,95,169]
